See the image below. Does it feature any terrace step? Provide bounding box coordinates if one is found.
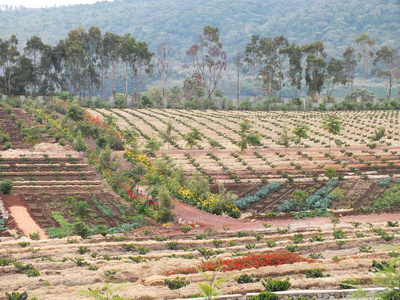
[12,180,102,186]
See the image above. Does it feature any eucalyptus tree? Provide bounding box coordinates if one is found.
[186,26,227,99]
[325,57,347,101]
[373,45,397,100]
[274,35,289,101]
[322,114,342,152]
[0,35,20,95]
[258,36,278,98]
[244,35,262,100]
[86,26,102,98]
[24,35,46,95]
[63,27,88,96]
[302,41,327,101]
[120,33,138,101]
[283,42,303,99]
[157,41,171,105]
[103,32,122,99]
[132,41,153,101]
[354,33,375,91]
[342,46,357,94]
[233,49,243,103]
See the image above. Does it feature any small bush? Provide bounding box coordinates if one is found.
[19,241,30,248]
[291,233,304,244]
[235,273,260,284]
[29,232,40,240]
[339,278,359,289]
[154,235,168,242]
[5,291,29,300]
[236,231,249,237]
[165,241,179,250]
[277,227,289,234]
[26,269,40,277]
[350,221,362,228]
[333,229,347,239]
[359,245,374,253]
[0,179,13,194]
[136,246,150,255]
[164,277,190,290]
[104,269,117,277]
[308,252,323,259]
[195,233,206,240]
[262,277,291,292]
[387,221,399,227]
[286,244,300,252]
[122,243,136,252]
[309,235,325,242]
[304,269,329,278]
[266,241,276,248]
[212,239,223,247]
[249,291,278,300]
[77,246,90,254]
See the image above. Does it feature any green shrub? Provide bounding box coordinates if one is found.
[309,235,325,242]
[304,269,329,278]
[266,240,276,248]
[5,291,28,300]
[29,232,41,240]
[262,277,291,292]
[26,269,40,277]
[249,291,278,300]
[0,179,13,194]
[387,221,399,227]
[369,260,389,272]
[77,246,90,254]
[197,247,215,259]
[122,243,136,252]
[164,277,190,290]
[165,241,179,250]
[19,241,30,248]
[235,273,260,284]
[292,233,304,244]
[350,221,362,228]
[180,225,192,234]
[277,227,289,234]
[286,244,300,252]
[73,222,92,239]
[359,245,374,253]
[212,239,223,247]
[333,229,347,239]
[339,278,359,289]
[136,246,150,255]
[246,243,256,249]
[308,252,324,259]
[236,231,249,237]
[154,235,168,242]
[195,233,206,240]
[0,258,13,266]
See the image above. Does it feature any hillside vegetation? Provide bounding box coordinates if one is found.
[1,0,399,59]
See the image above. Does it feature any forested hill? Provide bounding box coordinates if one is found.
[1,0,399,59]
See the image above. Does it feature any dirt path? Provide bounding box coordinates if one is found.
[3,195,47,238]
[172,198,400,234]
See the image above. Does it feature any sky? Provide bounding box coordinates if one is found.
[0,0,113,9]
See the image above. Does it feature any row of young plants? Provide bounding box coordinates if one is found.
[277,180,340,213]
[235,182,283,209]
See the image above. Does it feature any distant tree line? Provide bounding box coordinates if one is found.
[0,27,399,109]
